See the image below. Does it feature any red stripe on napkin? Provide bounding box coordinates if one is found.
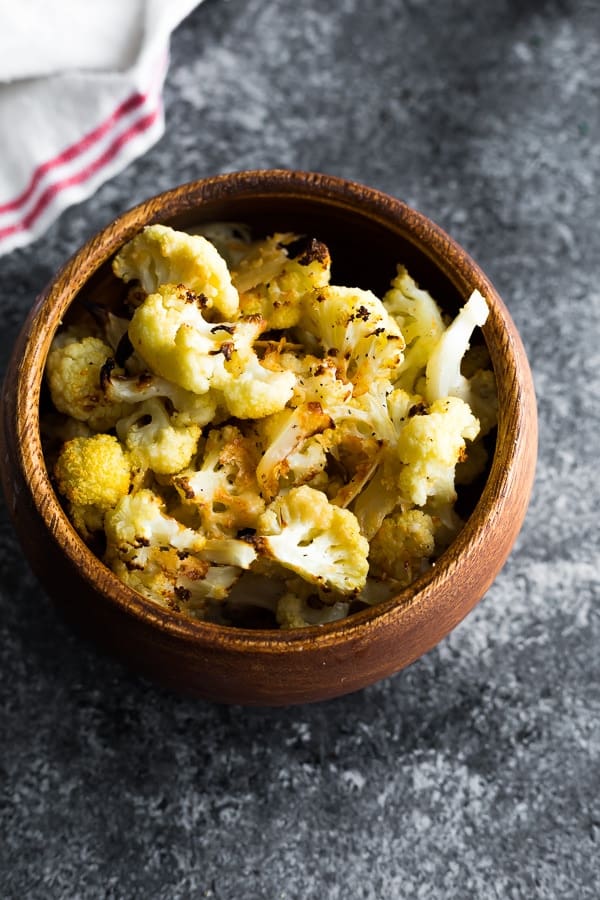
[0,92,148,216]
[0,102,161,242]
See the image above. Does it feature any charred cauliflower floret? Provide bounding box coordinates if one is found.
[128,283,295,418]
[254,485,370,595]
[101,362,218,429]
[276,590,351,629]
[112,223,239,318]
[103,489,244,615]
[368,509,437,586]
[255,403,334,501]
[232,233,331,329]
[300,284,405,396]
[172,424,265,537]
[127,283,251,394]
[349,387,480,538]
[46,333,133,431]
[261,350,353,412]
[116,397,201,475]
[104,488,205,555]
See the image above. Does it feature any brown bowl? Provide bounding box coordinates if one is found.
[0,169,537,705]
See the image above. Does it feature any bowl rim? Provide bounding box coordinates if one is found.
[10,167,536,652]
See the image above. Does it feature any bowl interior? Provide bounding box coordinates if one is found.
[43,174,497,619]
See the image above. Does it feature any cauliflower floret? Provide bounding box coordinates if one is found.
[46,334,133,431]
[199,538,257,570]
[285,436,331,493]
[320,379,398,509]
[255,485,369,594]
[54,433,131,509]
[128,283,294,418]
[368,509,436,586]
[104,488,205,553]
[112,223,239,319]
[260,349,352,412]
[106,489,256,579]
[127,283,253,394]
[327,433,383,509]
[300,285,405,395]
[351,466,398,541]
[383,265,445,393]
[393,396,480,507]
[221,351,296,420]
[255,403,333,501]
[53,433,132,540]
[350,387,478,538]
[116,397,200,475]
[457,343,498,439]
[424,498,466,551]
[233,233,331,329]
[173,424,265,537]
[274,572,400,628]
[425,289,489,403]
[100,361,218,428]
[464,367,498,438]
[108,554,241,618]
[331,374,399,440]
[69,504,107,540]
[104,489,241,612]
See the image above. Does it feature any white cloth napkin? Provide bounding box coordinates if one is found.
[0,0,202,256]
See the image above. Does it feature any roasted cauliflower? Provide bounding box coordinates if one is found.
[42,222,497,629]
[232,232,331,329]
[46,333,133,431]
[127,282,295,418]
[112,223,239,319]
[53,433,132,540]
[254,485,370,594]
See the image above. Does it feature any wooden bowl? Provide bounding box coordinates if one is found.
[0,170,537,705]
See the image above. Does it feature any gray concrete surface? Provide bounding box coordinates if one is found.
[1,1,599,897]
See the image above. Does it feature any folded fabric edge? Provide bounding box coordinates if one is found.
[0,107,165,257]
[0,1,204,256]
[0,70,168,258]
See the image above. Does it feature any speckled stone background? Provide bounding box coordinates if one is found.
[1,1,599,897]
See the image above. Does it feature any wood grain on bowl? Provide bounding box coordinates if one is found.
[0,170,537,705]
